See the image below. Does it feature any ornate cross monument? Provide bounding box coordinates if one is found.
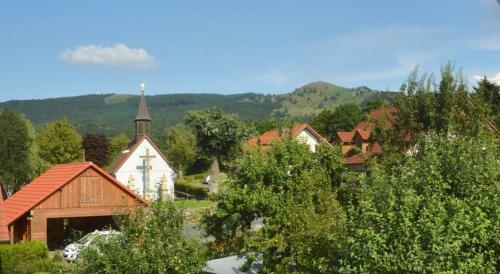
[138,148,156,198]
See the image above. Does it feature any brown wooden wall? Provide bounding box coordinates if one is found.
[25,167,143,243]
[35,169,137,210]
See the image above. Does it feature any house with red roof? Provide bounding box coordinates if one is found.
[0,162,148,248]
[335,107,395,170]
[246,123,331,152]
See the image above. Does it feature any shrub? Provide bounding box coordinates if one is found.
[175,181,207,199]
[0,241,62,274]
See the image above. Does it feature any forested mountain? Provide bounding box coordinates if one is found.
[0,81,395,136]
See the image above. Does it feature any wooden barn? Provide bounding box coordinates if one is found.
[0,162,148,248]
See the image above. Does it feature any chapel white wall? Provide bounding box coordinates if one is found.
[296,129,319,152]
[114,139,175,200]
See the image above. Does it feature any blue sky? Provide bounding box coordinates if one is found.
[0,0,499,101]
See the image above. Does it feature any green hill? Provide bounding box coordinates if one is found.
[0,82,395,137]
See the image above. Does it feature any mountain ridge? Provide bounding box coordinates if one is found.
[0,82,396,137]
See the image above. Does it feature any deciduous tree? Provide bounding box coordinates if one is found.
[339,132,499,273]
[0,110,46,193]
[108,133,130,162]
[203,138,348,272]
[309,103,364,140]
[184,108,247,167]
[37,118,82,164]
[161,124,198,173]
[82,133,109,167]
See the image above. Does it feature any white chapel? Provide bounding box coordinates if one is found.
[108,84,176,201]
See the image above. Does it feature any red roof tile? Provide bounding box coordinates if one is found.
[336,132,355,143]
[368,142,382,154]
[355,107,397,131]
[355,129,371,140]
[246,123,331,148]
[4,162,149,227]
[344,154,366,165]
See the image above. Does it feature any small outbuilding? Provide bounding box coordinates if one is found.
[0,162,148,248]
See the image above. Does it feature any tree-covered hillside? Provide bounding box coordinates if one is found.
[0,82,395,136]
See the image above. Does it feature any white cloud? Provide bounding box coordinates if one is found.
[59,43,156,69]
[474,72,500,85]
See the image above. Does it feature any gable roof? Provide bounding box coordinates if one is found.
[3,162,149,227]
[355,107,397,131]
[355,129,371,141]
[336,132,355,143]
[108,135,176,175]
[247,123,331,148]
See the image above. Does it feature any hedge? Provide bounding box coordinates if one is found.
[0,241,63,274]
[175,181,207,199]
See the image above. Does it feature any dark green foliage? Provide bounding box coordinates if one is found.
[383,63,490,152]
[0,93,280,137]
[0,240,64,273]
[202,138,349,272]
[0,83,396,137]
[309,103,364,140]
[174,181,208,199]
[474,76,500,127]
[361,98,390,112]
[83,133,110,167]
[339,133,499,273]
[76,202,208,274]
[184,108,248,165]
[0,109,45,193]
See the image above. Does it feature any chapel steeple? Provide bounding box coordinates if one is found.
[135,83,151,139]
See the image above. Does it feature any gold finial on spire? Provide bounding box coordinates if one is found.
[140,82,145,96]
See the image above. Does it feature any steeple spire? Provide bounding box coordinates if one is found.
[135,83,151,139]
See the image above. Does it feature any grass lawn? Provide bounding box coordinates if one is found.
[173,199,214,209]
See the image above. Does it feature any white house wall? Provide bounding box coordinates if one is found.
[296,129,320,152]
[115,139,175,200]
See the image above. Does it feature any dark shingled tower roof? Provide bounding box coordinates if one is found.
[135,92,151,121]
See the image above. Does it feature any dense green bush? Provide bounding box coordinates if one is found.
[76,203,208,274]
[175,181,207,199]
[0,241,63,274]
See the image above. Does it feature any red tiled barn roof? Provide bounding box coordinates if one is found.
[3,162,149,228]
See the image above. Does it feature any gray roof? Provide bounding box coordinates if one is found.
[135,94,151,121]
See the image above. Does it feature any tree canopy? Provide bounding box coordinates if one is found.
[76,202,208,274]
[309,103,364,140]
[37,118,83,164]
[108,133,130,163]
[0,110,46,193]
[184,108,247,166]
[339,132,499,273]
[160,124,198,173]
[203,138,348,272]
[82,133,110,167]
